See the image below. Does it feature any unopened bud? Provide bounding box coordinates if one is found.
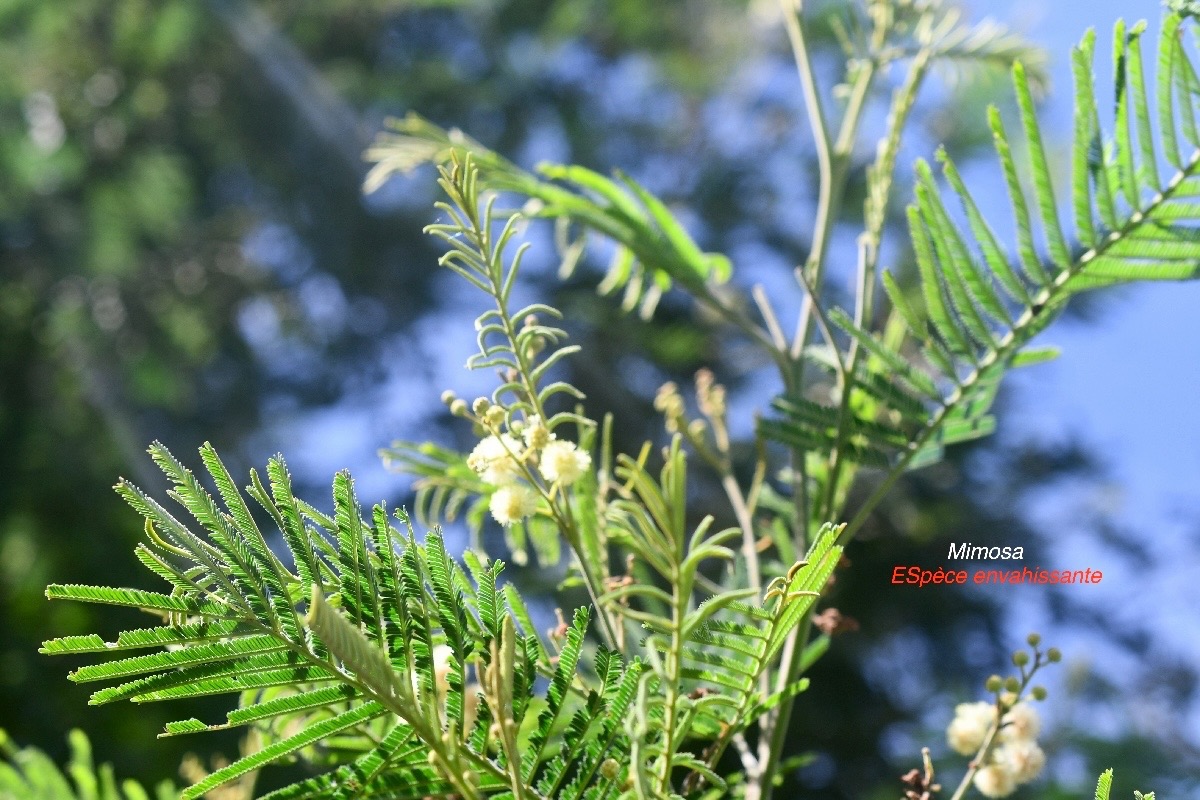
[1004,676,1020,693]
[1012,650,1030,667]
[524,335,546,359]
[472,397,491,416]
[528,424,551,450]
[450,399,469,417]
[1030,685,1048,701]
[985,675,1003,693]
[1026,632,1042,648]
[1046,648,1062,663]
[441,389,457,405]
[599,758,621,781]
[484,406,506,428]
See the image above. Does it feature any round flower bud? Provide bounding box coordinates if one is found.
[993,739,1045,783]
[440,389,457,405]
[484,405,506,429]
[973,764,1017,798]
[1004,677,1021,693]
[523,415,552,450]
[1012,650,1030,668]
[1026,632,1042,647]
[1046,648,1062,663]
[524,335,546,359]
[472,397,491,416]
[599,758,621,781]
[1030,685,1048,701]
[946,701,993,755]
[432,644,454,697]
[986,674,1003,693]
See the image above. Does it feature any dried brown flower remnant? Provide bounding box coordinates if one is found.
[900,747,941,800]
[812,607,860,636]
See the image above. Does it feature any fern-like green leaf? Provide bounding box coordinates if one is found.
[46,445,648,800]
[770,14,1200,488]
[364,114,732,318]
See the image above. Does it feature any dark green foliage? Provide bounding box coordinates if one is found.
[43,443,644,800]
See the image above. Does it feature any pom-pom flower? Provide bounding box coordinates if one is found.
[999,702,1041,742]
[947,697,1047,798]
[947,701,994,755]
[539,440,591,486]
[489,484,539,525]
[973,764,1017,798]
[468,434,524,485]
[993,739,1045,783]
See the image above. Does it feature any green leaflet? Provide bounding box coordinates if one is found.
[69,633,285,683]
[179,703,390,800]
[44,584,226,616]
[41,619,245,654]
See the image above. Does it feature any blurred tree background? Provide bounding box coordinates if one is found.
[1,0,1197,796]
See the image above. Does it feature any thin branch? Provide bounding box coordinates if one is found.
[780,0,833,237]
[721,472,763,607]
[752,283,789,351]
[821,48,932,521]
[793,265,847,382]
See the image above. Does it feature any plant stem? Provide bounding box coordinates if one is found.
[752,6,881,799]
[946,710,1003,800]
[722,472,763,602]
[820,48,932,522]
[655,563,688,796]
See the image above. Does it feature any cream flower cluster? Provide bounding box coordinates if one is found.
[946,701,1045,798]
[466,416,592,526]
